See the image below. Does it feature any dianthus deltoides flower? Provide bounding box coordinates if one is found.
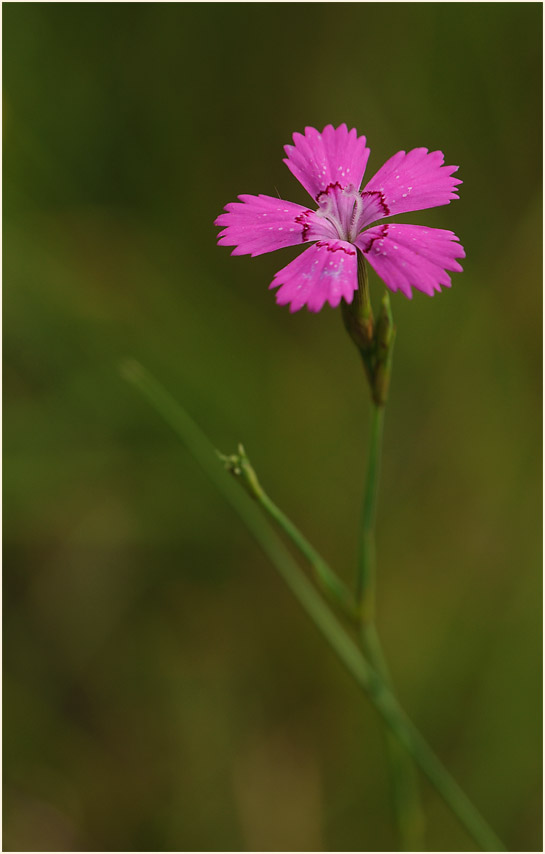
[215,125,465,311]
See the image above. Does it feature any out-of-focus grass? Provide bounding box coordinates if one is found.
[3,3,542,851]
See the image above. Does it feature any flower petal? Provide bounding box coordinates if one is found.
[355,223,465,298]
[360,148,462,223]
[270,240,358,312]
[215,194,332,256]
[283,124,371,201]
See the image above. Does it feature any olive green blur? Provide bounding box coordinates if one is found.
[3,3,542,851]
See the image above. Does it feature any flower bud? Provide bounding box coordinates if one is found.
[341,252,374,352]
[217,444,264,501]
[372,292,396,407]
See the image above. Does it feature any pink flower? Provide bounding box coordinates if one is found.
[215,124,465,312]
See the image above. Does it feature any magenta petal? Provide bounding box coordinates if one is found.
[361,148,462,222]
[355,223,465,298]
[215,194,331,257]
[283,124,370,202]
[270,240,358,312]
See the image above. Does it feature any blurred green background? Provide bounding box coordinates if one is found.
[3,3,542,851]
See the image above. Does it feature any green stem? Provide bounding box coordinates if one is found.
[362,621,425,851]
[122,361,505,852]
[229,435,423,849]
[357,403,424,850]
[357,403,384,618]
[217,444,356,619]
[255,488,358,621]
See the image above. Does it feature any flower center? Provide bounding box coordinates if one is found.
[315,183,365,243]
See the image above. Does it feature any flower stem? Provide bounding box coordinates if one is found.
[217,443,358,622]
[257,488,359,621]
[357,402,425,850]
[220,439,424,849]
[357,403,384,618]
[362,620,425,850]
[218,443,359,625]
[122,361,505,853]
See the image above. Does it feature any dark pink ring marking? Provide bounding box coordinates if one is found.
[315,241,356,255]
[294,209,314,242]
[360,190,390,217]
[315,181,343,203]
[361,224,389,254]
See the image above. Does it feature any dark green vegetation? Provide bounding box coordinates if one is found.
[4,3,542,850]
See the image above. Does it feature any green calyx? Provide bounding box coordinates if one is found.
[341,255,396,407]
